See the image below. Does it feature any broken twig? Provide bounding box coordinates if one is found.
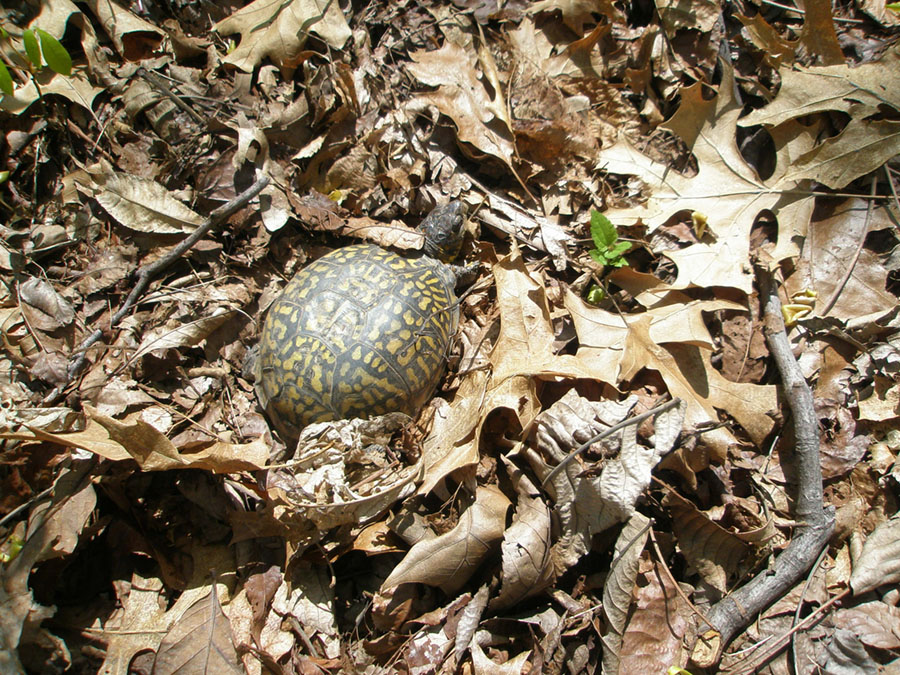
[60,175,271,389]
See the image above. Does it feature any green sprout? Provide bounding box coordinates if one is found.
[588,210,630,269]
[585,210,629,304]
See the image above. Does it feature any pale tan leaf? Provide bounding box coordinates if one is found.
[492,492,554,610]
[132,309,236,360]
[382,486,511,594]
[783,119,900,189]
[419,371,539,497]
[15,406,269,472]
[456,584,489,662]
[214,0,351,73]
[82,0,163,56]
[100,573,169,673]
[407,42,517,174]
[152,589,243,674]
[565,291,776,458]
[850,514,900,595]
[491,250,602,383]
[271,562,339,659]
[0,67,104,115]
[785,198,898,328]
[741,50,900,128]
[470,641,532,675]
[656,0,721,32]
[77,165,205,234]
[601,66,816,290]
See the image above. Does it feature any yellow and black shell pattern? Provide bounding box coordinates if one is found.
[256,243,459,438]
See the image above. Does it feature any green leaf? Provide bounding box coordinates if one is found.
[609,241,630,257]
[36,29,71,76]
[586,285,605,304]
[0,62,13,96]
[22,29,41,69]
[0,170,9,184]
[888,2,900,11]
[590,210,617,250]
[589,249,607,265]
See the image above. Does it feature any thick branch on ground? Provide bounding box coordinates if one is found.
[696,269,835,663]
[62,175,271,385]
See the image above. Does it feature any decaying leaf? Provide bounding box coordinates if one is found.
[525,391,685,567]
[602,512,651,675]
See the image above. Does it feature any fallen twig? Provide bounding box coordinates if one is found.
[692,268,835,666]
[59,175,271,390]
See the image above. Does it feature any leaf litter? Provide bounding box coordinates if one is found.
[1,0,900,673]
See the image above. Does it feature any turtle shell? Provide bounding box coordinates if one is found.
[256,243,459,438]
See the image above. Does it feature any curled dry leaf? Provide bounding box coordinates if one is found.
[131,308,236,361]
[407,41,518,181]
[270,562,340,659]
[382,485,511,594]
[470,641,532,675]
[662,489,749,594]
[9,405,269,472]
[525,390,685,568]
[267,414,423,534]
[492,491,554,611]
[17,277,75,331]
[618,558,690,675]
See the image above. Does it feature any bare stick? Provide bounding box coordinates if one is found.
[62,176,271,384]
[696,270,834,664]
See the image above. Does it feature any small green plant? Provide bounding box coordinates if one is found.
[0,25,72,97]
[584,210,629,304]
[588,210,629,269]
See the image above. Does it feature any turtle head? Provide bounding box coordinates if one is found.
[420,200,466,263]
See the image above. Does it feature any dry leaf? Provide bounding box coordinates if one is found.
[77,163,205,234]
[849,514,900,595]
[152,589,243,674]
[215,0,352,73]
[382,485,511,594]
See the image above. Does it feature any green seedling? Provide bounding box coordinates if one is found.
[589,210,629,269]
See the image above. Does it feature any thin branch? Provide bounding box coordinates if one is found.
[696,269,834,664]
[60,175,271,387]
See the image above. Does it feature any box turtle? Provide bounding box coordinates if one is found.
[256,201,468,438]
